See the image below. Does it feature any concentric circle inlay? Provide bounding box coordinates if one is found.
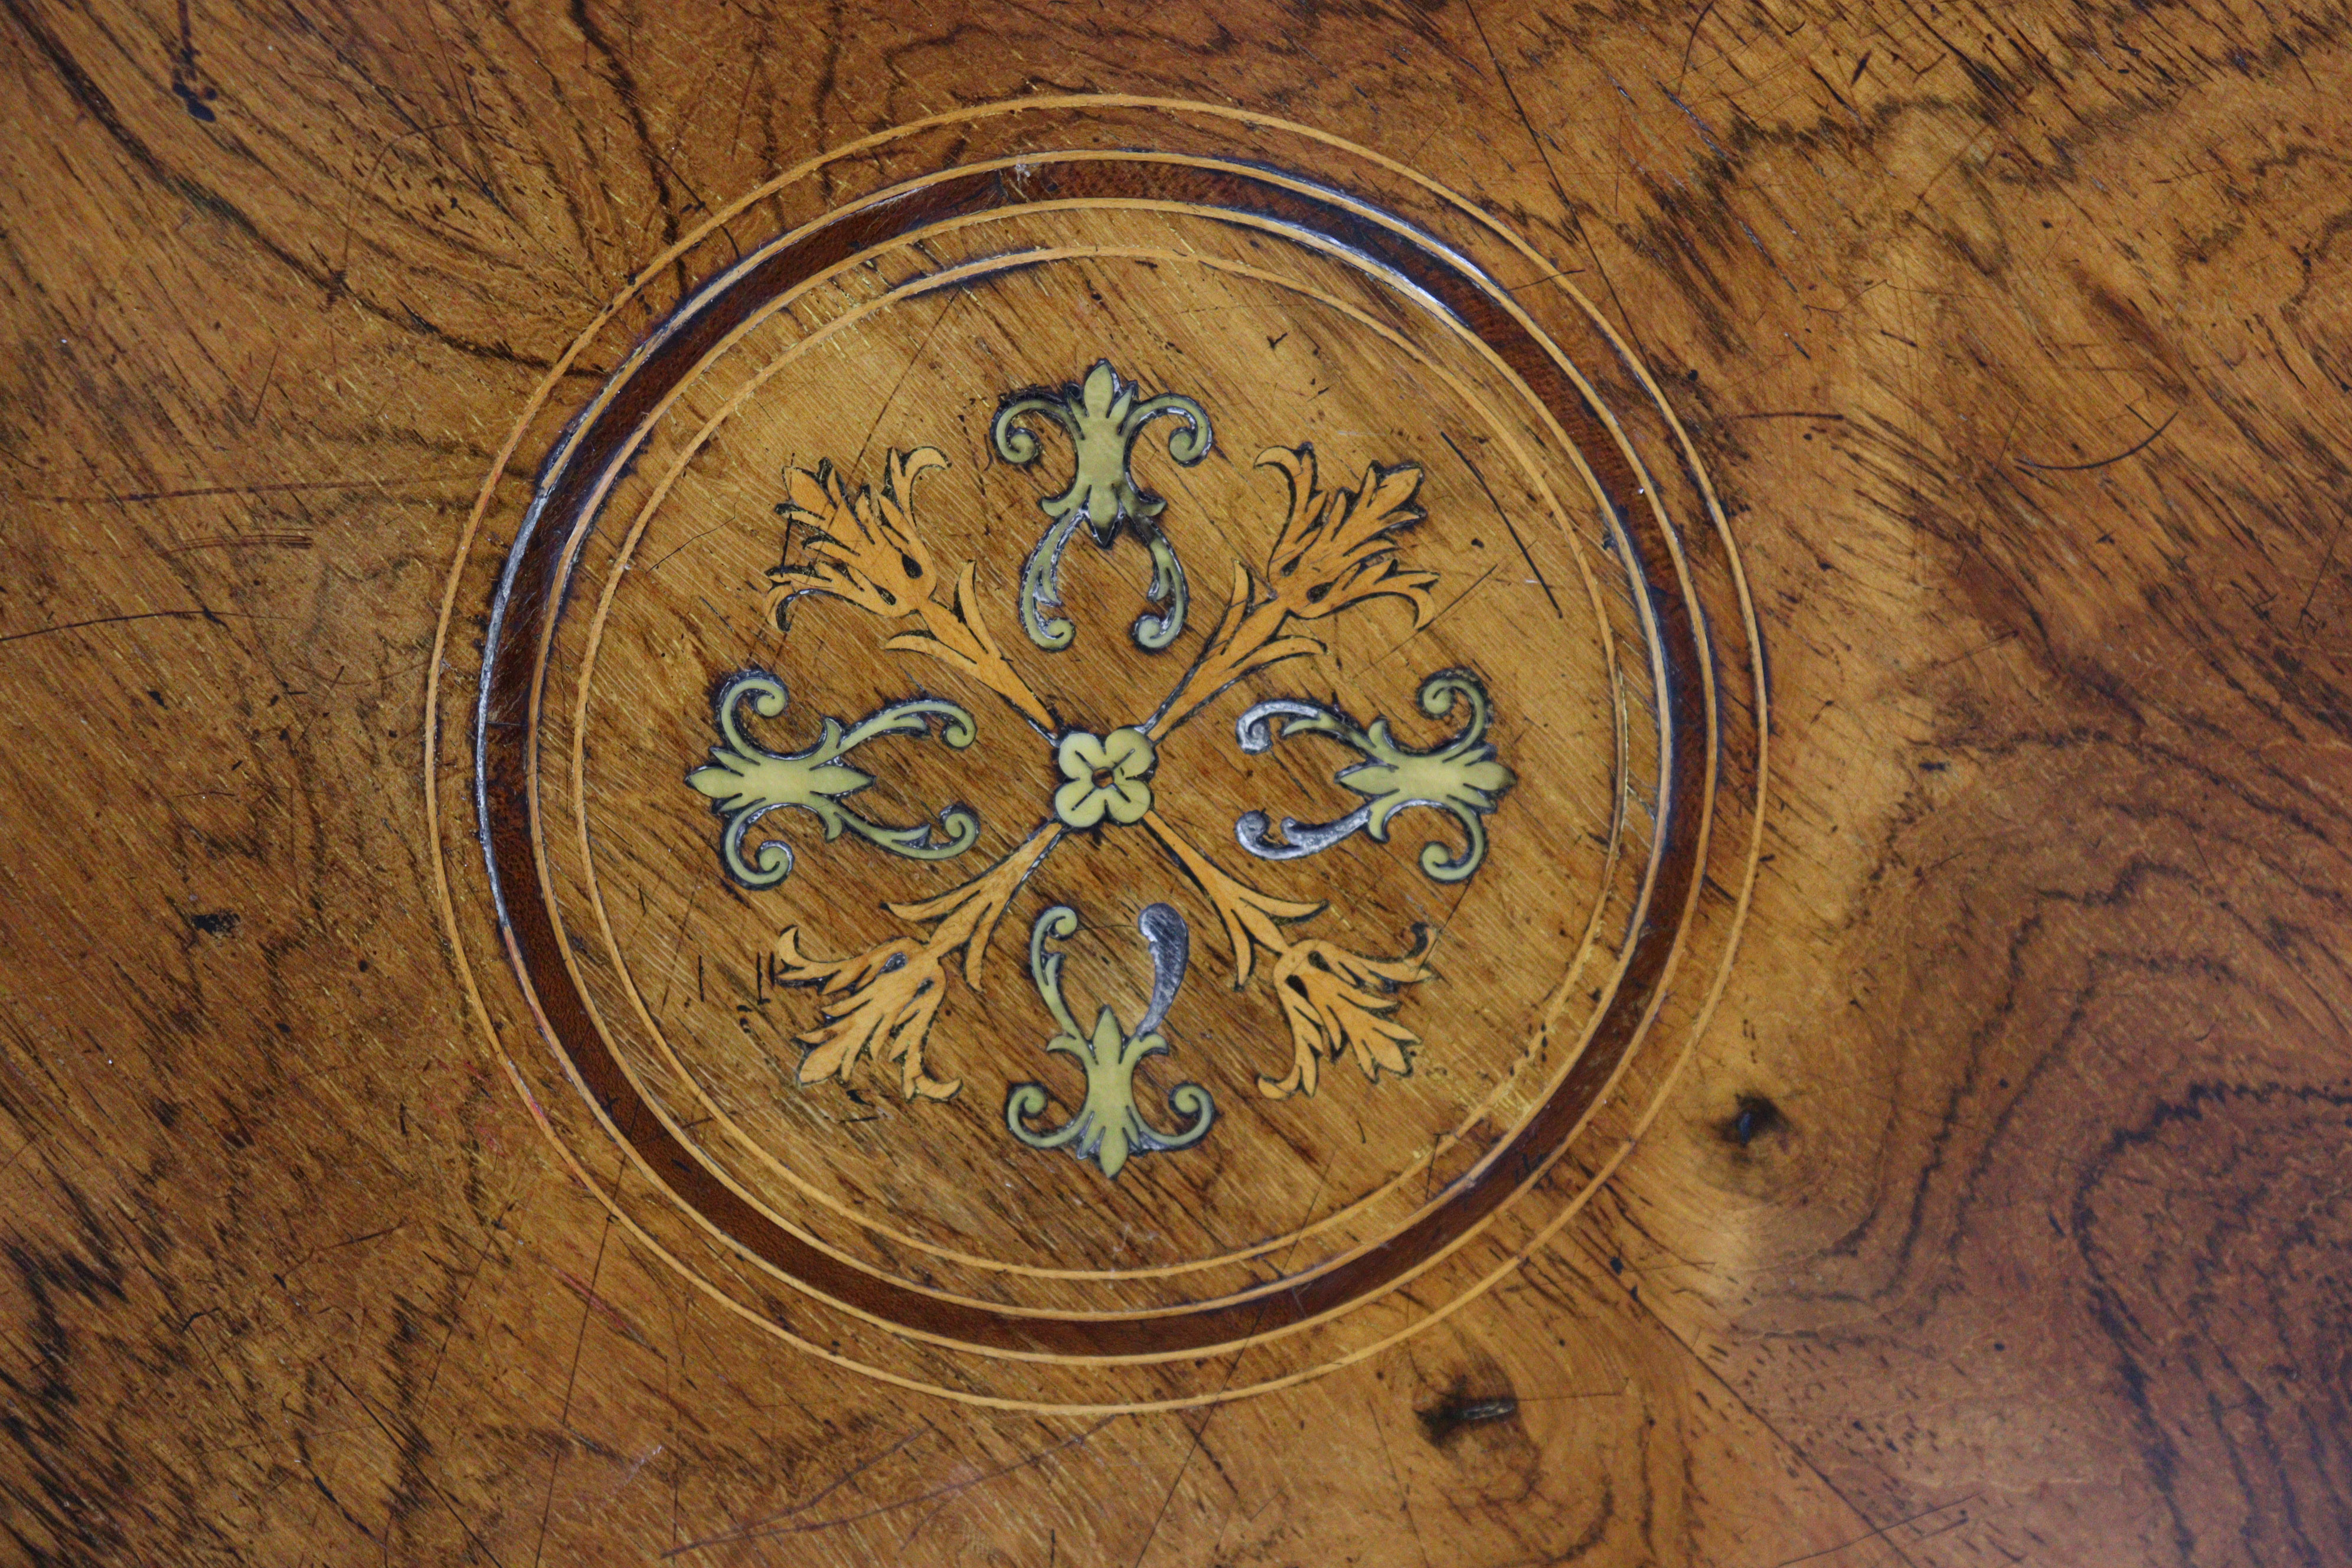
[426,97,1767,1412]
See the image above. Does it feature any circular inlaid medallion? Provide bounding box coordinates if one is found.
[426,98,1766,1411]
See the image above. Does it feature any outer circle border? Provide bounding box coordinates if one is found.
[423,96,1769,1412]
[492,153,1688,1361]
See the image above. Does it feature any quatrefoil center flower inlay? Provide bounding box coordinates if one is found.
[682,363,1523,1173]
[1053,727,1156,828]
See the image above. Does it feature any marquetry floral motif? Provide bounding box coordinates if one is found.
[687,671,978,888]
[1052,728,1157,829]
[993,360,1211,652]
[685,377,1521,1140]
[1234,669,1516,884]
[1006,904,1214,1178]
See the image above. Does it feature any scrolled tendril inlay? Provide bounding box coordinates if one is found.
[685,671,979,888]
[1005,903,1214,1178]
[992,360,1211,652]
[1234,669,1516,883]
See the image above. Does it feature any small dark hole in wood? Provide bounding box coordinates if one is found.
[1723,1092,1786,1146]
[1418,1383,1520,1447]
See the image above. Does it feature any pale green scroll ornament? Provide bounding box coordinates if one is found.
[1005,903,1215,1178]
[687,670,980,888]
[1233,668,1516,883]
[992,361,1211,652]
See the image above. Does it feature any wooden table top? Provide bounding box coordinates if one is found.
[2,4,2346,1564]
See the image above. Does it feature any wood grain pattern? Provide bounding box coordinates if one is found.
[2,1,2346,1564]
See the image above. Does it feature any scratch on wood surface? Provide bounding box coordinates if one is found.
[1440,430,1560,618]
[2297,513,2346,627]
[324,1222,403,1250]
[531,1213,614,1568]
[161,531,314,553]
[1129,1164,1340,1565]
[1674,0,1720,92]
[1763,1494,1982,1567]
[675,1423,930,1550]
[666,1418,1112,1556]
[417,1202,518,1415]
[1573,1232,1910,1562]
[0,607,259,646]
[322,1365,508,1567]
[2013,406,2181,473]
[32,476,465,504]
[1367,1396,1434,1568]
[552,1264,656,1351]
[1367,561,1501,673]
[1461,0,1644,342]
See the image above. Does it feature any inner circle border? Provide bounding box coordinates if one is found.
[553,223,1642,1300]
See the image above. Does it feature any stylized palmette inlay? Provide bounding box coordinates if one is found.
[993,360,1211,652]
[1007,903,1215,1177]
[1235,669,1515,883]
[683,371,1522,1162]
[686,671,979,887]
